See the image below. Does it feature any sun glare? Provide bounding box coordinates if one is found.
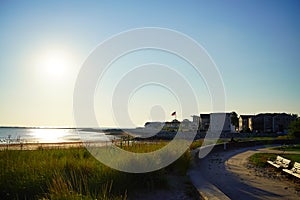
[30,129,66,143]
[35,48,74,79]
[45,53,66,77]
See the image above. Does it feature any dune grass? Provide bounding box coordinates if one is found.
[0,142,192,200]
[119,140,168,153]
[189,139,203,150]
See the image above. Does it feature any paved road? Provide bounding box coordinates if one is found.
[188,145,300,200]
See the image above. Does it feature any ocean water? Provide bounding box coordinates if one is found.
[0,128,117,144]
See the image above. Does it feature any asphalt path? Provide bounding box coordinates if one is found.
[188,145,300,200]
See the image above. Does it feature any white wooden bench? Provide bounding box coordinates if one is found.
[267,155,291,169]
[283,162,300,179]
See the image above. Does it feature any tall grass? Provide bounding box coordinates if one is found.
[119,140,168,153]
[0,143,191,199]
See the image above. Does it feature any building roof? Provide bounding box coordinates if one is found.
[200,114,210,118]
[239,115,255,119]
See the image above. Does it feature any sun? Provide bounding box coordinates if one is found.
[44,53,67,77]
[36,48,73,79]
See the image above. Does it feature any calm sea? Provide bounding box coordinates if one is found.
[0,128,117,144]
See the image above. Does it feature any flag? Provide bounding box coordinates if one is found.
[171,111,176,116]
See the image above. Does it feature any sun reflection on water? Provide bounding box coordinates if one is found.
[30,129,69,143]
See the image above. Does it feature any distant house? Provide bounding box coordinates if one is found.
[181,119,193,131]
[191,115,200,131]
[199,114,210,131]
[252,113,297,133]
[164,119,181,131]
[145,118,198,132]
[209,113,232,132]
[198,113,231,132]
[144,122,164,130]
[252,114,274,133]
[191,115,200,124]
[239,115,255,132]
[272,113,297,133]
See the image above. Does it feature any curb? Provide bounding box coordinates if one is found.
[188,167,230,200]
[188,148,230,200]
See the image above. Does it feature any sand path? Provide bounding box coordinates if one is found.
[188,145,300,200]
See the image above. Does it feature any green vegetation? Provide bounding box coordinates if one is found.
[189,139,228,150]
[273,144,300,152]
[119,141,168,153]
[249,153,277,167]
[233,135,291,141]
[0,144,192,200]
[249,153,300,168]
[289,118,300,138]
[189,140,203,150]
[230,111,238,128]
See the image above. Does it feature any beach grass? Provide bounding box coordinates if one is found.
[0,142,191,200]
[118,140,168,153]
[189,139,203,150]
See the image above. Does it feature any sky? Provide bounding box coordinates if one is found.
[0,0,299,128]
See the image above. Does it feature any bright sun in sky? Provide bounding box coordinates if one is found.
[35,48,74,79]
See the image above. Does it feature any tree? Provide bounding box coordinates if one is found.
[288,118,300,138]
[231,111,239,128]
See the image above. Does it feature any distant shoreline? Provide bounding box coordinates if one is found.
[0,126,133,130]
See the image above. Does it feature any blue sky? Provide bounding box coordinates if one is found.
[0,0,299,127]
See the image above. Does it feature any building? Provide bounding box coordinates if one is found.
[252,113,297,133]
[209,113,232,132]
[191,115,200,131]
[272,113,297,133]
[239,115,255,132]
[144,122,164,130]
[180,119,193,131]
[198,113,232,132]
[252,114,274,133]
[163,119,181,131]
[199,114,210,131]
